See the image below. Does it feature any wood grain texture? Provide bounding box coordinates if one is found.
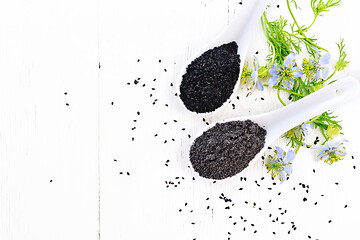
[1,0,360,239]
[0,0,99,239]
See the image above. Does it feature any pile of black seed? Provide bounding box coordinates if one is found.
[180,41,240,113]
[190,120,266,180]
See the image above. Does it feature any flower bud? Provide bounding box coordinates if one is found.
[326,124,340,140]
[258,66,269,78]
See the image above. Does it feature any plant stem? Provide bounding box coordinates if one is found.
[306,15,318,31]
[286,0,328,52]
[272,86,306,97]
[277,89,286,106]
[326,70,337,81]
[262,13,276,68]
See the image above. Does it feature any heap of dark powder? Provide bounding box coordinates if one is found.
[180,41,240,113]
[190,120,266,180]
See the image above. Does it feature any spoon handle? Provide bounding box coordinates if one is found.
[264,76,360,142]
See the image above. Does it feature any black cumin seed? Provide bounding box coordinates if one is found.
[344,205,348,208]
[179,42,240,113]
[189,121,266,179]
[303,197,307,202]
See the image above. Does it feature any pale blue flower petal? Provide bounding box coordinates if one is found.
[285,165,293,175]
[320,53,331,65]
[275,146,285,159]
[311,145,328,150]
[251,70,258,80]
[284,53,296,66]
[280,171,286,183]
[321,67,330,79]
[257,80,264,91]
[269,76,279,87]
[269,66,279,76]
[285,149,295,163]
[293,67,303,77]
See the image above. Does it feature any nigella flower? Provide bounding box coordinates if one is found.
[300,121,314,137]
[266,146,295,182]
[269,53,303,90]
[302,48,330,81]
[249,56,264,95]
[312,139,348,165]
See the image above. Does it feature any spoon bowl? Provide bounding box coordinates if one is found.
[190,76,360,179]
[177,0,267,115]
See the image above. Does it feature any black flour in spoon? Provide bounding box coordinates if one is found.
[190,120,266,180]
[180,41,240,113]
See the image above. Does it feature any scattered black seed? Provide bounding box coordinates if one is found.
[233,222,237,225]
[313,169,316,173]
[308,236,311,239]
[131,137,134,141]
[189,120,266,179]
[66,103,69,106]
[137,111,140,115]
[314,202,318,205]
[127,82,130,85]
[353,165,356,169]
[164,69,167,72]
[277,4,280,8]
[352,156,354,159]
[303,197,307,202]
[134,79,139,84]
[344,205,348,208]
[120,172,123,174]
[261,97,264,100]
[50,180,53,182]
[179,42,240,113]
[126,172,130,176]
[335,182,339,185]
[114,159,117,161]
[137,59,140,62]
[64,92,67,95]
[328,220,332,223]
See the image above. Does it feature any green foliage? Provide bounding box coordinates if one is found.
[241,0,350,160]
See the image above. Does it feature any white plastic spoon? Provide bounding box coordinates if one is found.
[190,76,360,179]
[177,0,267,115]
